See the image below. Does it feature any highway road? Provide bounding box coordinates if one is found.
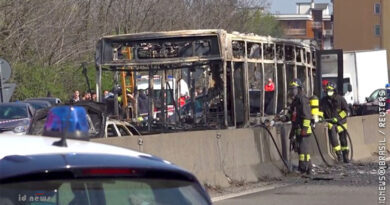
[214,162,389,205]
[215,183,378,205]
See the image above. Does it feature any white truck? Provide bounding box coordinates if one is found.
[321,49,389,115]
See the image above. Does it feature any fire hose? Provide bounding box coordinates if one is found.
[253,115,353,172]
[323,119,354,162]
[274,108,332,168]
[254,123,290,170]
[310,123,332,167]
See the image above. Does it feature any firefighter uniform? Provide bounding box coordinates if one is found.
[286,79,313,174]
[320,82,350,163]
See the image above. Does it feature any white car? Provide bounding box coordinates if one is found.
[105,119,141,137]
[0,135,211,205]
[0,105,211,205]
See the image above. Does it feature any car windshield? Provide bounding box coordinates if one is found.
[0,178,208,205]
[0,105,28,119]
[368,89,384,102]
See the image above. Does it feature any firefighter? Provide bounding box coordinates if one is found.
[117,88,137,119]
[320,82,350,163]
[282,78,313,174]
[118,88,136,106]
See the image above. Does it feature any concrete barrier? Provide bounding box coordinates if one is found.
[305,114,390,163]
[93,127,286,187]
[349,114,390,161]
[92,114,390,187]
[307,114,390,163]
[310,123,335,165]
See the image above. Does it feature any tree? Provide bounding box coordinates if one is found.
[0,0,279,101]
[241,10,283,37]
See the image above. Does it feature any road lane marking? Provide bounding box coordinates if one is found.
[211,183,290,202]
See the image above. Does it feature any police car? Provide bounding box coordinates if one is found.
[0,106,211,205]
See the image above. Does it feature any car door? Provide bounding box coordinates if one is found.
[115,124,132,137]
[27,105,35,119]
[105,123,120,138]
[126,124,141,136]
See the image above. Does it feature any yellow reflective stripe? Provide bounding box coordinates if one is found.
[306,154,311,161]
[337,123,348,133]
[299,154,305,161]
[339,110,347,119]
[311,108,320,115]
[307,126,312,134]
[327,86,334,90]
[310,99,319,106]
[290,82,299,87]
[318,111,324,117]
[328,123,333,129]
[301,119,312,134]
[333,145,341,151]
[303,119,311,127]
[341,146,349,151]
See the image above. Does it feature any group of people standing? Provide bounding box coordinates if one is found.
[282,78,350,175]
[70,90,97,103]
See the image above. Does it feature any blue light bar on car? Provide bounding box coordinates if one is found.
[43,106,89,140]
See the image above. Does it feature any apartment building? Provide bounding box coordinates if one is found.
[333,0,390,79]
[274,2,333,49]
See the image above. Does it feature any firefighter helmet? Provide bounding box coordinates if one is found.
[326,82,336,91]
[289,78,303,89]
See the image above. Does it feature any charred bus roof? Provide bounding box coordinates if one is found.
[96,29,315,67]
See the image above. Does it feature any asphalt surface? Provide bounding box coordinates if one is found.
[214,184,377,205]
[214,162,389,205]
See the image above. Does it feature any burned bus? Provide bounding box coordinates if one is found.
[95,29,316,132]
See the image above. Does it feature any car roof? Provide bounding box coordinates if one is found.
[24,99,52,104]
[0,102,31,107]
[107,118,130,123]
[26,97,61,105]
[0,135,195,181]
[27,97,61,100]
[0,135,150,160]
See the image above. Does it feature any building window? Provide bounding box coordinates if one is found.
[374,3,381,14]
[375,24,381,36]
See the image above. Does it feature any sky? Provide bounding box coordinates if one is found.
[269,0,332,14]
